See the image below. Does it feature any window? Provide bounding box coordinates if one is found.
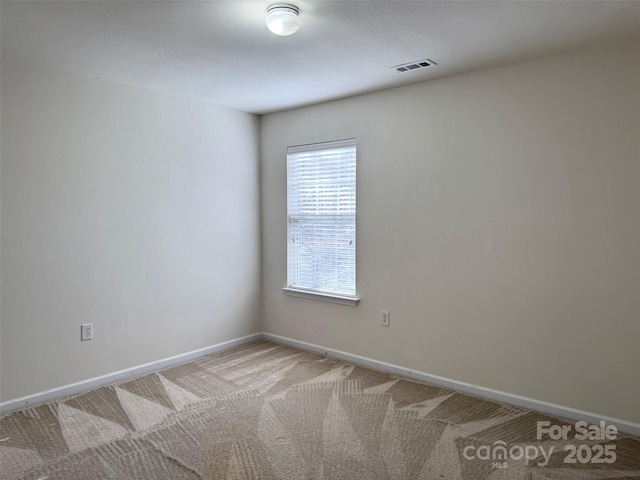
[284,139,358,305]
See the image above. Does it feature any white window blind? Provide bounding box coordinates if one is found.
[287,139,357,301]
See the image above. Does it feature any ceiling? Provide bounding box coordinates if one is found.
[2,1,640,114]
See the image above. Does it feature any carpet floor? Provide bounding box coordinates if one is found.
[1,340,639,479]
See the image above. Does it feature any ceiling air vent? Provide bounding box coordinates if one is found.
[392,59,437,73]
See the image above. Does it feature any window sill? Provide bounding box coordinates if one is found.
[282,288,360,306]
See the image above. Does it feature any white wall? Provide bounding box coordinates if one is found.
[0,60,261,401]
[261,40,640,424]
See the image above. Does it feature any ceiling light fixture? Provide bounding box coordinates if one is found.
[265,3,301,36]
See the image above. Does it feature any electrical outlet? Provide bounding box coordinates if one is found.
[381,311,390,327]
[81,323,93,341]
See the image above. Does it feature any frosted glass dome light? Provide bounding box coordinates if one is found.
[266,4,301,36]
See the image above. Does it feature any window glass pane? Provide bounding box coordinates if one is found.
[287,140,356,297]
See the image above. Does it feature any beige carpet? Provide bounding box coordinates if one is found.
[1,340,639,479]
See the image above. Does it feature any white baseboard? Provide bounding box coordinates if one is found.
[0,333,262,415]
[3,331,638,439]
[263,333,640,438]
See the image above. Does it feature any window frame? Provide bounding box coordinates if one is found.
[283,138,359,306]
